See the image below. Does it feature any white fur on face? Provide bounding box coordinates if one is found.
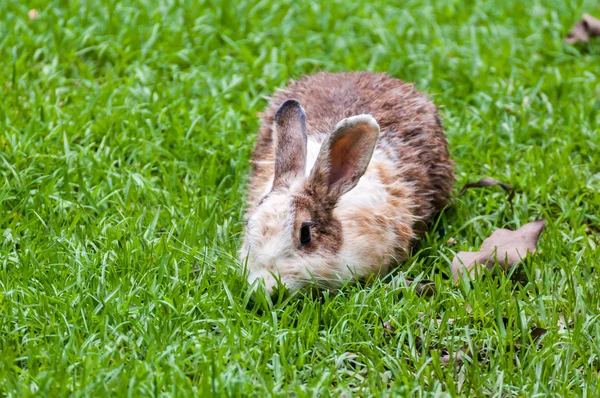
[241,137,324,294]
[240,191,307,293]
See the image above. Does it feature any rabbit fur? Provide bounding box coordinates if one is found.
[240,72,454,293]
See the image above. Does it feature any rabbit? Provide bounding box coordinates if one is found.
[240,72,454,294]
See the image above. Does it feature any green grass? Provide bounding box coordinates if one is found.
[1,0,600,395]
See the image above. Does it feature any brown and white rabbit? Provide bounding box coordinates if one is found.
[240,72,454,294]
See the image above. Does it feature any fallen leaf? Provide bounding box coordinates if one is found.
[381,370,393,384]
[405,278,436,296]
[28,9,39,20]
[413,334,423,349]
[514,326,547,351]
[583,218,600,235]
[383,321,396,337]
[452,219,546,282]
[529,326,547,340]
[460,177,515,200]
[445,237,457,246]
[439,351,461,366]
[428,317,455,327]
[439,347,470,366]
[566,14,600,44]
[557,315,574,331]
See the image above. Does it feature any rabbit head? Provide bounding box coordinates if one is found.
[240,99,380,294]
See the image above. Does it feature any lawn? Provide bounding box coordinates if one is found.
[1,0,600,395]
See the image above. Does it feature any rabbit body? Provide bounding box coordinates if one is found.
[241,72,454,293]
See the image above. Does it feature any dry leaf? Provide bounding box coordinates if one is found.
[460,177,515,200]
[28,9,39,20]
[566,14,600,44]
[439,347,471,366]
[383,321,396,337]
[405,278,436,296]
[428,317,455,327]
[452,219,546,282]
[514,326,547,351]
[446,237,457,246]
[557,315,574,331]
[529,326,547,340]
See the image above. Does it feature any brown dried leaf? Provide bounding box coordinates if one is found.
[530,326,548,340]
[452,219,546,282]
[438,345,475,367]
[460,177,515,200]
[383,321,396,337]
[514,326,547,351]
[557,315,574,330]
[566,14,600,44]
[439,351,462,366]
[405,278,436,296]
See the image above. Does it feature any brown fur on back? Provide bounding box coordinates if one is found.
[248,72,455,223]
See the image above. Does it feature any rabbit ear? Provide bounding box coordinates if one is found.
[309,115,380,204]
[272,100,307,189]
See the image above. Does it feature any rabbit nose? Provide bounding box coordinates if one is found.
[248,269,278,295]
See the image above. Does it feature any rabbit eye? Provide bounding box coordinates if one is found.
[300,222,314,245]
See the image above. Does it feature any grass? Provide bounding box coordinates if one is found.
[1,0,599,395]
